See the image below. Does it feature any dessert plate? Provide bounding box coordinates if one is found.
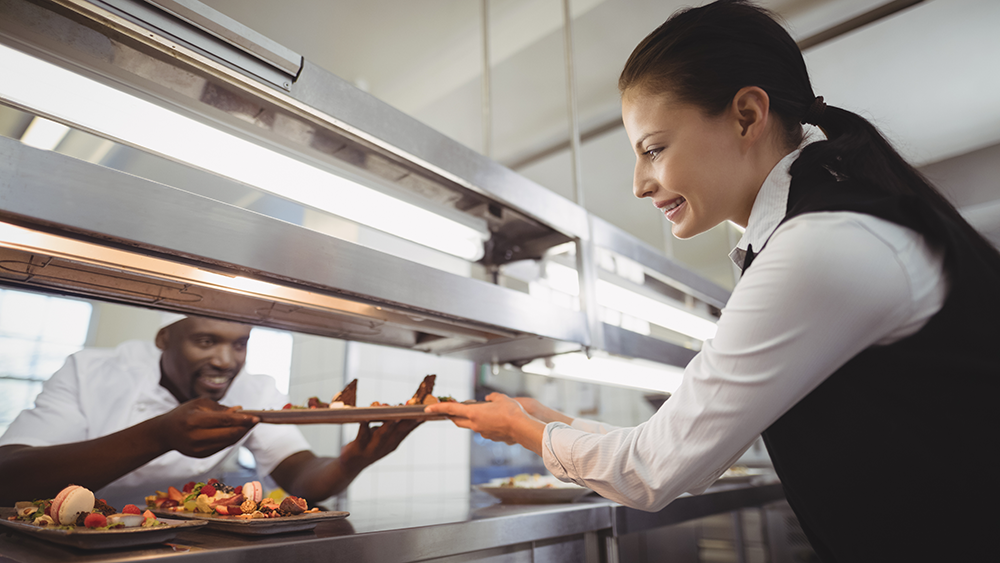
[150,508,348,535]
[0,509,205,550]
[240,401,481,424]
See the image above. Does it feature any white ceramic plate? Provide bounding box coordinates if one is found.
[475,476,592,504]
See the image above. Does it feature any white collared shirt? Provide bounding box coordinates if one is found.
[0,340,311,507]
[540,126,948,511]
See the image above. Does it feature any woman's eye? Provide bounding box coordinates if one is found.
[644,147,662,159]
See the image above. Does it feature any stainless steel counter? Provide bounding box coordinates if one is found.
[0,482,784,563]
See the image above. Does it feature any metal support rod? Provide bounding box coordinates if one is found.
[561,0,601,356]
[562,0,584,208]
[481,0,492,158]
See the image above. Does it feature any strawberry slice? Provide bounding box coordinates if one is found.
[167,486,184,502]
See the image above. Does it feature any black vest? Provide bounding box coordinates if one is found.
[747,167,999,562]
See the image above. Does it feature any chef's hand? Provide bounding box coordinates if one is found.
[340,419,422,472]
[426,393,545,455]
[154,398,259,458]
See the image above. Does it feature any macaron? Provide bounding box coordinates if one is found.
[242,481,262,504]
[50,485,95,525]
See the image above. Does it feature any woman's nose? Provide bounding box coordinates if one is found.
[633,163,655,199]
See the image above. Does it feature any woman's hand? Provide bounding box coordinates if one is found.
[425,393,546,455]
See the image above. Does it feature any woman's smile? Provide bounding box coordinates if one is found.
[656,196,687,222]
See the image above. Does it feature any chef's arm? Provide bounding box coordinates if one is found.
[0,398,257,505]
[270,419,421,504]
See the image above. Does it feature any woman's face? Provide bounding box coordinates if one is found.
[622,89,759,239]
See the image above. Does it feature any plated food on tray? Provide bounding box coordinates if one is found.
[241,374,477,424]
[0,484,203,549]
[716,465,769,483]
[146,478,347,535]
[475,473,593,504]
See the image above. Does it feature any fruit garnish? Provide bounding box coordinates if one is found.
[182,481,196,493]
[84,513,107,528]
[201,484,216,497]
[122,504,141,515]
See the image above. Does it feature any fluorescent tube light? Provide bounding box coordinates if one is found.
[541,261,718,341]
[20,116,69,150]
[0,44,487,261]
[521,351,685,394]
[597,281,717,341]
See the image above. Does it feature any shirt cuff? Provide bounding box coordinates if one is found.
[541,421,585,485]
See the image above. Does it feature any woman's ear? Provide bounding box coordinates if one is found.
[731,86,770,144]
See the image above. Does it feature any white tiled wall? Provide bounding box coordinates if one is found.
[287,333,349,458]
[343,341,474,502]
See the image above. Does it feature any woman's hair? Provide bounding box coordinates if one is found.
[619,0,997,259]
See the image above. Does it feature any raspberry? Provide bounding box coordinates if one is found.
[84,513,107,528]
[182,481,196,493]
[122,504,141,515]
[201,484,216,497]
[207,478,219,485]
[234,485,243,495]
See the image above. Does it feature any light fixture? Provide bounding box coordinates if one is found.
[19,116,69,150]
[539,261,718,341]
[521,351,685,394]
[0,44,488,261]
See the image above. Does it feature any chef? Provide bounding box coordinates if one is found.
[0,315,418,508]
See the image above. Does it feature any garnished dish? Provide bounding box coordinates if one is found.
[474,474,593,504]
[147,479,347,535]
[0,484,204,550]
[147,478,317,518]
[243,375,474,425]
[282,375,456,410]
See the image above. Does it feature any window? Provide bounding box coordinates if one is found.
[0,288,93,435]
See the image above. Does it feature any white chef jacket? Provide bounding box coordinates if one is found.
[541,125,949,511]
[0,340,311,507]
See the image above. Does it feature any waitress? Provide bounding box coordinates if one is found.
[428,1,999,561]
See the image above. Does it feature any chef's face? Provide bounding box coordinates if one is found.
[623,88,756,239]
[157,317,251,402]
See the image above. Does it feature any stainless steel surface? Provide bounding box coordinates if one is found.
[94,0,297,90]
[0,484,785,563]
[0,0,729,370]
[610,483,785,536]
[141,0,302,75]
[602,324,698,368]
[0,136,589,360]
[591,215,731,310]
